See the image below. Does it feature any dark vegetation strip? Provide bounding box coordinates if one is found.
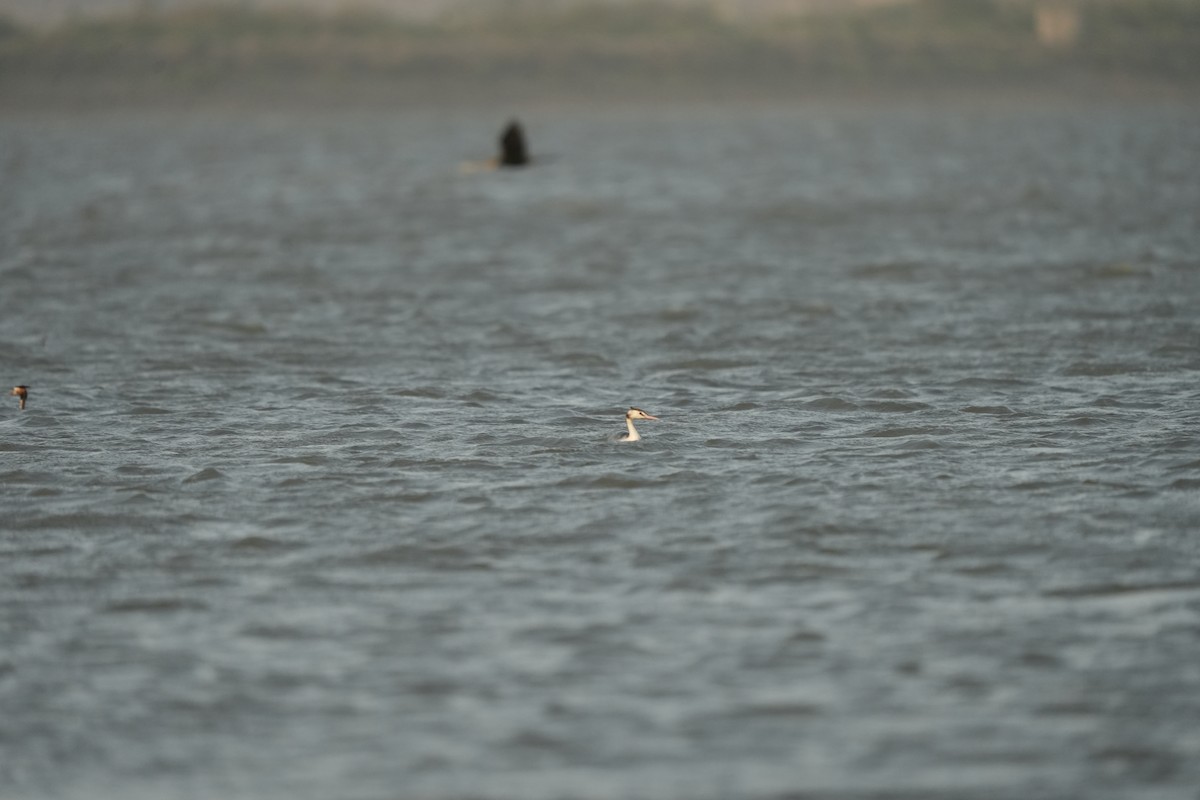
[1,0,1197,101]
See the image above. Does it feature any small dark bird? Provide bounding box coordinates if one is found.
[10,385,29,410]
[498,119,530,167]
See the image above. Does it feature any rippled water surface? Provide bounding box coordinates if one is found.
[2,101,1199,799]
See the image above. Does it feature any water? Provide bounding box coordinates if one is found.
[2,100,1199,800]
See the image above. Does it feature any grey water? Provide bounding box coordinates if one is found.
[2,100,1199,800]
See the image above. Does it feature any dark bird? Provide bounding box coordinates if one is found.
[10,385,29,410]
[498,119,530,167]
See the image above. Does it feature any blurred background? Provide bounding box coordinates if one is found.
[1,0,1197,105]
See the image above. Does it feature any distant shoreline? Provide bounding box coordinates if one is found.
[2,75,1193,115]
[2,0,1197,110]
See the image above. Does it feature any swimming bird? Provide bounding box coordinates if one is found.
[10,385,28,410]
[498,119,530,167]
[616,407,659,442]
[459,119,533,174]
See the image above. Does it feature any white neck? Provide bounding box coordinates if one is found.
[625,416,641,441]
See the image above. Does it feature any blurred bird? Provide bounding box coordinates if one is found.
[460,118,533,173]
[497,119,530,167]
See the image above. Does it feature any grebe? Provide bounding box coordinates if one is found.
[616,407,659,442]
[10,385,28,410]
